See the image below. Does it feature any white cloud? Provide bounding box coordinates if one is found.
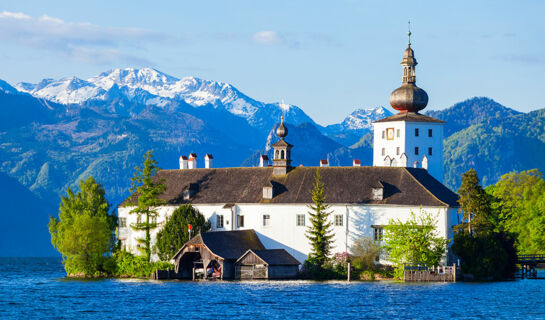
[0,11,172,64]
[252,31,286,45]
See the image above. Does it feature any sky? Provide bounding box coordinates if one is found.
[0,0,544,125]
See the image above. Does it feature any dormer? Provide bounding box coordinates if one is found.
[183,183,199,200]
[371,181,384,201]
[262,181,274,200]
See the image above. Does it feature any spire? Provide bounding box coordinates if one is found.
[408,21,412,46]
[389,26,429,113]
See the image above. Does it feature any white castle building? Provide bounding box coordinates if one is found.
[118,36,460,264]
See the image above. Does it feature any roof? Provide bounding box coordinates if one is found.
[121,166,459,207]
[320,159,328,164]
[237,249,301,266]
[173,230,265,261]
[260,155,269,160]
[272,140,293,148]
[373,112,445,123]
[205,154,214,159]
[179,155,188,160]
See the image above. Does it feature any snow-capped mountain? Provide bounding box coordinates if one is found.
[321,106,393,146]
[15,68,317,131]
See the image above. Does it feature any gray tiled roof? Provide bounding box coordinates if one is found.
[374,112,445,123]
[121,166,459,207]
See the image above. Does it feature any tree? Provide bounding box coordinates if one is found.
[383,208,449,279]
[49,177,115,277]
[305,169,334,266]
[456,168,493,235]
[487,169,545,254]
[351,237,381,271]
[155,204,211,261]
[130,150,166,262]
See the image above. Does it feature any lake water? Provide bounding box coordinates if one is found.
[1,258,545,319]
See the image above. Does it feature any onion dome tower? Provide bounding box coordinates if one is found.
[272,116,293,175]
[389,27,429,113]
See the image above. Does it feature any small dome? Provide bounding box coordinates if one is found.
[276,116,288,139]
[389,83,428,113]
[402,46,417,66]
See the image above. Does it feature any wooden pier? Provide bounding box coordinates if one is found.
[517,254,545,279]
[403,264,458,282]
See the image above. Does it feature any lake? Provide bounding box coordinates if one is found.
[1,258,544,319]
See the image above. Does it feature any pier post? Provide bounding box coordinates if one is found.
[347,262,351,282]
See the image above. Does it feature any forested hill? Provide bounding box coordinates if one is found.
[444,108,545,189]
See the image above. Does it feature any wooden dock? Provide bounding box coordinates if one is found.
[403,264,458,282]
[517,254,545,279]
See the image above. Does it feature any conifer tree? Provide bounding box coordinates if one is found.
[130,150,166,262]
[456,168,492,235]
[306,169,334,266]
[155,204,211,261]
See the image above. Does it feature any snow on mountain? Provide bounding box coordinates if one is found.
[341,106,393,130]
[15,67,317,131]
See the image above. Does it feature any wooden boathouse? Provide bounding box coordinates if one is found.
[235,249,300,280]
[171,230,300,280]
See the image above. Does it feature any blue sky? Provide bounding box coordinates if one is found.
[0,0,543,125]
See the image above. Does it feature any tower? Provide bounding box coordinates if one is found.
[272,116,293,175]
[372,28,445,182]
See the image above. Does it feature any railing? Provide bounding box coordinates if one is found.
[517,254,545,263]
[403,264,458,282]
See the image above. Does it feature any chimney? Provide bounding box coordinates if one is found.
[188,153,197,169]
[422,156,428,170]
[205,154,214,169]
[353,159,361,167]
[179,155,188,170]
[320,159,329,167]
[413,161,418,168]
[259,155,269,167]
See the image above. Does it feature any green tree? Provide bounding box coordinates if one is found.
[305,169,334,266]
[383,208,449,279]
[130,150,166,262]
[487,169,545,254]
[49,177,115,277]
[155,204,211,261]
[350,237,381,271]
[457,168,493,235]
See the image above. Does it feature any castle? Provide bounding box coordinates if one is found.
[117,34,459,264]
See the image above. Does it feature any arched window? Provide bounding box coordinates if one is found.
[275,150,279,159]
[281,150,285,159]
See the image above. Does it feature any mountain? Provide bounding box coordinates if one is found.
[321,106,393,146]
[444,108,545,189]
[16,68,319,133]
[426,97,522,137]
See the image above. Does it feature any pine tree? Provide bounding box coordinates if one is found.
[130,150,166,262]
[456,168,492,235]
[306,169,334,266]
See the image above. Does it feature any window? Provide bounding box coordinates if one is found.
[415,128,419,137]
[415,147,419,155]
[296,214,305,226]
[137,215,142,225]
[237,215,244,228]
[151,216,157,224]
[396,129,400,138]
[373,227,384,241]
[217,215,224,228]
[428,147,433,156]
[382,130,386,139]
[263,214,270,226]
[119,218,126,228]
[428,129,433,137]
[396,147,400,155]
[381,148,385,156]
[280,150,285,159]
[334,215,343,226]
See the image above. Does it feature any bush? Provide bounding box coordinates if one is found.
[112,251,173,278]
[351,237,381,271]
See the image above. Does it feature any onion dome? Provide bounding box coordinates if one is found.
[389,30,428,113]
[276,115,288,139]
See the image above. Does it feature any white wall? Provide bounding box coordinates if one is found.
[373,120,444,182]
[118,203,459,264]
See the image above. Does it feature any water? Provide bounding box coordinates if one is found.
[1,258,545,319]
